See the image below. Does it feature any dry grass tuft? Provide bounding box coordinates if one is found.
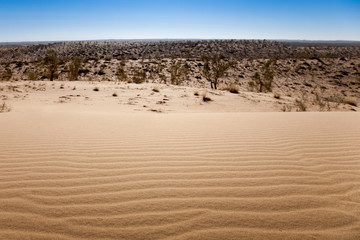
[273,92,281,99]
[294,99,307,112]
[0,102,11,113]
[343,97,358,107]
[202,91,212,102]
[223,84,239,94]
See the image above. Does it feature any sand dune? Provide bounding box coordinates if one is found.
[0,110,359,239]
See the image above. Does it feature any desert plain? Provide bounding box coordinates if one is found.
[0,40,360,239]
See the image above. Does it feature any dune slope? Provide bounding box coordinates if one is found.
[0,112,359,239]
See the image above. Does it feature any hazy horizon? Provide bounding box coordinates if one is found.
[2,38,360,44]
[1,0,360,42]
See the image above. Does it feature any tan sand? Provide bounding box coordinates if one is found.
[0,82,359,239]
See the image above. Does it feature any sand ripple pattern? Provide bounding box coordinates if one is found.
[0,113,359,240]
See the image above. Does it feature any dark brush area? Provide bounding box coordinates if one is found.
[1,40,360,62]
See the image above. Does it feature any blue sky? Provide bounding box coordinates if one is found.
[0,0,359,42]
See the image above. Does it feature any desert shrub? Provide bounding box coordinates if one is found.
[14,61,23,68]
[343,97,358,106]
[68,57,82,81]
[294,99,307,112]
[247,81,255,91]
[1,69,12,81]
[79,68,90,75]
[93,87,99,91]
[112,92,118,97]
[325,94,342,107]
[152,87,159,92]
[97,69,105,76]
[26,70,39,80]
[147,63,164,81]
[249,59,276,92]
[170,61,190,85]
[313,87,330,111]
[117,64,127,82]
[194,91,199,96]
[158,74,167,84]
[0,102,11,113]
[281,104,292,112]
[131,67,146,84]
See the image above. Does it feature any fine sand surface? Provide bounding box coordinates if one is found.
[0,83,360,239]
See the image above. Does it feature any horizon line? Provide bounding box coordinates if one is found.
[2,38,360,44]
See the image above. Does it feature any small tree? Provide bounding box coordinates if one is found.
[44,50,59,81]
[68,57,82,81]
[201,54,233,89]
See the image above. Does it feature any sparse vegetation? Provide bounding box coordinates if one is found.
[112,92,118,97]
[0,40,359,112]
[1,40,360,62]
[93,87,99,91]
[152,87,159,92]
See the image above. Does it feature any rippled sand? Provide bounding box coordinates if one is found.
[0,111,359,239]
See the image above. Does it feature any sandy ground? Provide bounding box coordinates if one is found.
[0,81,358,113]
[0,81,360,239]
